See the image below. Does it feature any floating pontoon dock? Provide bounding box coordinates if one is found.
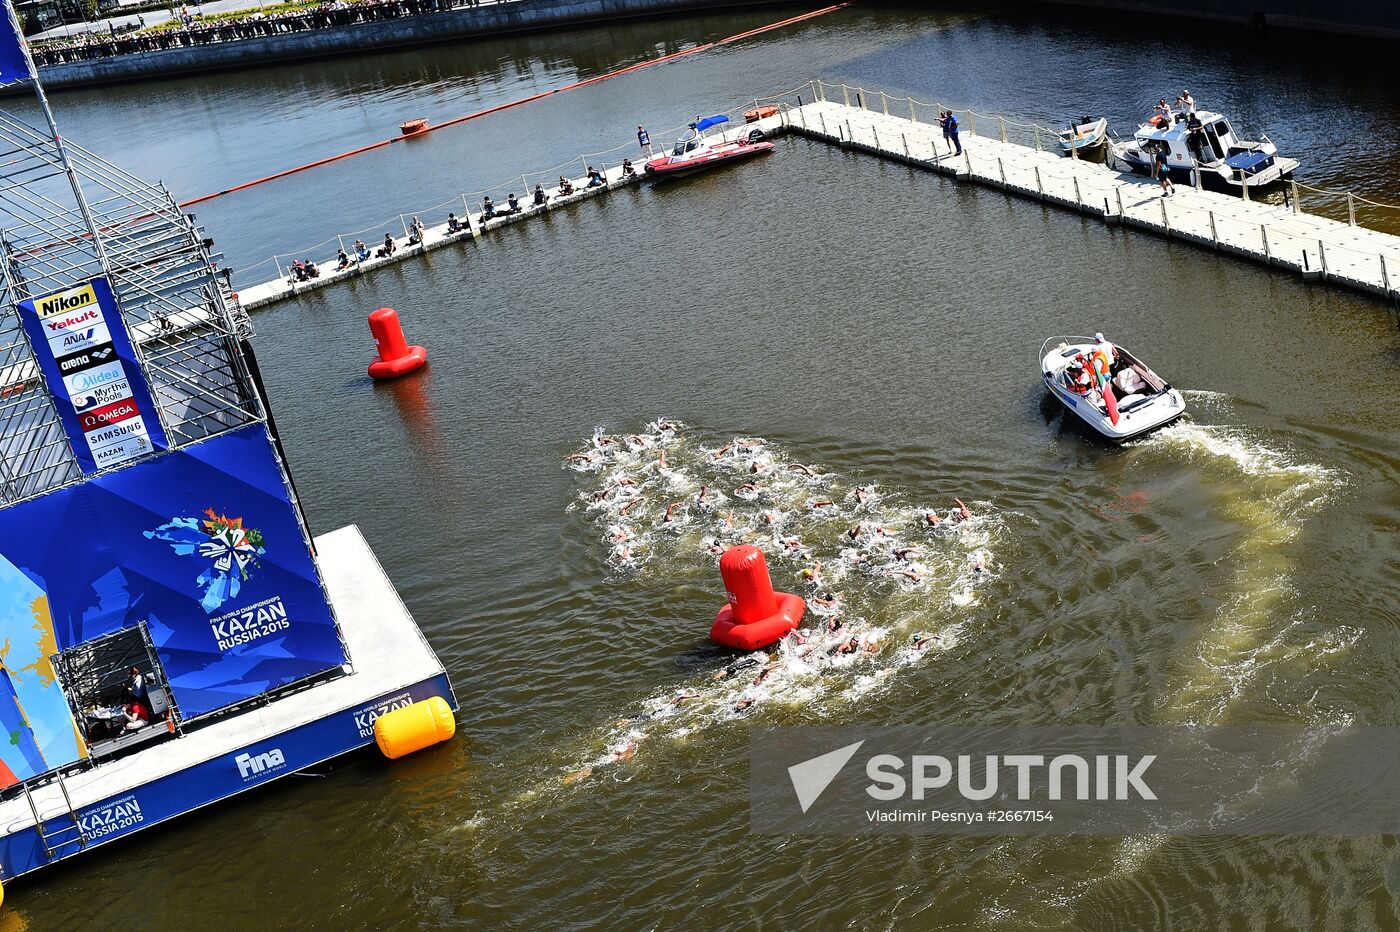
[235,81,1400,312]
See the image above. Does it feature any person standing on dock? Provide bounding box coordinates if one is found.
[638,125,652,156]
[941,110,962,156]
[1154,145,1175,197]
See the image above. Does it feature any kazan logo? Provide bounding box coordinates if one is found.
[354,693,414,738]
[79,795,144,839]
[145,508,267,612]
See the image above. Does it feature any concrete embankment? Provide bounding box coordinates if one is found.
[1037,0,1400,40]
[31,0,790,91]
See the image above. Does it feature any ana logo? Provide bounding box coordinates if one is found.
[235,747,286,780]
[354,693,413,738]
[79,795,144,839]
[34,282,97,318]
[145,509,268,613]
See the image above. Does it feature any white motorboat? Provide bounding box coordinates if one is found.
[1109,107,1299,193]
[1040,336,1186,443]
[1058,116,1108,153]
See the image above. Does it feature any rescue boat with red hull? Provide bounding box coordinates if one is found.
[644,114,774,179]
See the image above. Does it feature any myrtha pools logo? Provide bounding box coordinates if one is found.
[145,508,267,613]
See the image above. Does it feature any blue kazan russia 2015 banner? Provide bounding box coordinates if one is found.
[0,423,346,723]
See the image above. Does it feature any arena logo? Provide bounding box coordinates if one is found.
[79,795,144,839]
[353,693,413,738]
[235,747,287,781]
[34,282,97,318]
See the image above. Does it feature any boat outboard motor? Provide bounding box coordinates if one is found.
[747,127,766,144]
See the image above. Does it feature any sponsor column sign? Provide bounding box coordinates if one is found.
[16,277,168,472]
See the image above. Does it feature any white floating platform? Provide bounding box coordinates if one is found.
[786,93,1400,301]
[0,524,455,882]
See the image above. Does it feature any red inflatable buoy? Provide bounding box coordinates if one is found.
[367,307,427,379]
[710,545,805,651]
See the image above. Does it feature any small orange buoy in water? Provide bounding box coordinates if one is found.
[399,118,429,136]
[710,545,805,651]
[367,307,427,379]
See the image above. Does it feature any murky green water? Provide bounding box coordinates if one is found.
[7,4,1400,929]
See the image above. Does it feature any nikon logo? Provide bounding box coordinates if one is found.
[35,283,98,318]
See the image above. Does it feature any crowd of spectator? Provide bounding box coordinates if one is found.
[32,0,484,66]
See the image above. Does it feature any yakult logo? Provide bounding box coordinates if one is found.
[45,309,99,333]
[235,747,287,780]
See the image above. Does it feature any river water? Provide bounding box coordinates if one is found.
[9,3,1400,930]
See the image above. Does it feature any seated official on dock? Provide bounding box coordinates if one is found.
[377,233,396,258]
[557,175,574,196]
[533,184,548,205]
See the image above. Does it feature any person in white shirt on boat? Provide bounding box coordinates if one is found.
[1175,89,1196,113]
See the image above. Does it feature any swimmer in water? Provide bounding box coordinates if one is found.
[788,463,817,477]
[707,541,725,556]
[567,452,594,463]
[971,551,988,574]
[801,561,822,582]
[749,461,765,474]
[811,500,835,509]
[854,487,869,505]
[722,511,734,530]
[955,498,972,521]
[619,498,641,516]
[782,537,803,553]
[610,527,632,543]
[831,635,880,656]
[895,569,923,583]
[893,547,920,561]
[698,483,709,505]
[752,658,781,686]
[765,512,778,525]
[713,444,732,460]
[848,524,862,541]
[663,502,681,523]
[925,512,943,527]
[563,740,638,784]
[713,655,764,680]
[910,633,939,651]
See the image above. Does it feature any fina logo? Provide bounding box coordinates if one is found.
[235,747,287,780]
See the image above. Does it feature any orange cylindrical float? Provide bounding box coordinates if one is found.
[367,307,427,379]
[710,545,805,651]
[374,696,456,759]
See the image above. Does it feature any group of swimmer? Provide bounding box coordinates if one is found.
[559,421,1000,783]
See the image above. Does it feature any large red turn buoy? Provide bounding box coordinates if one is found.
[710,545,805,651]
[367,307,427,379]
